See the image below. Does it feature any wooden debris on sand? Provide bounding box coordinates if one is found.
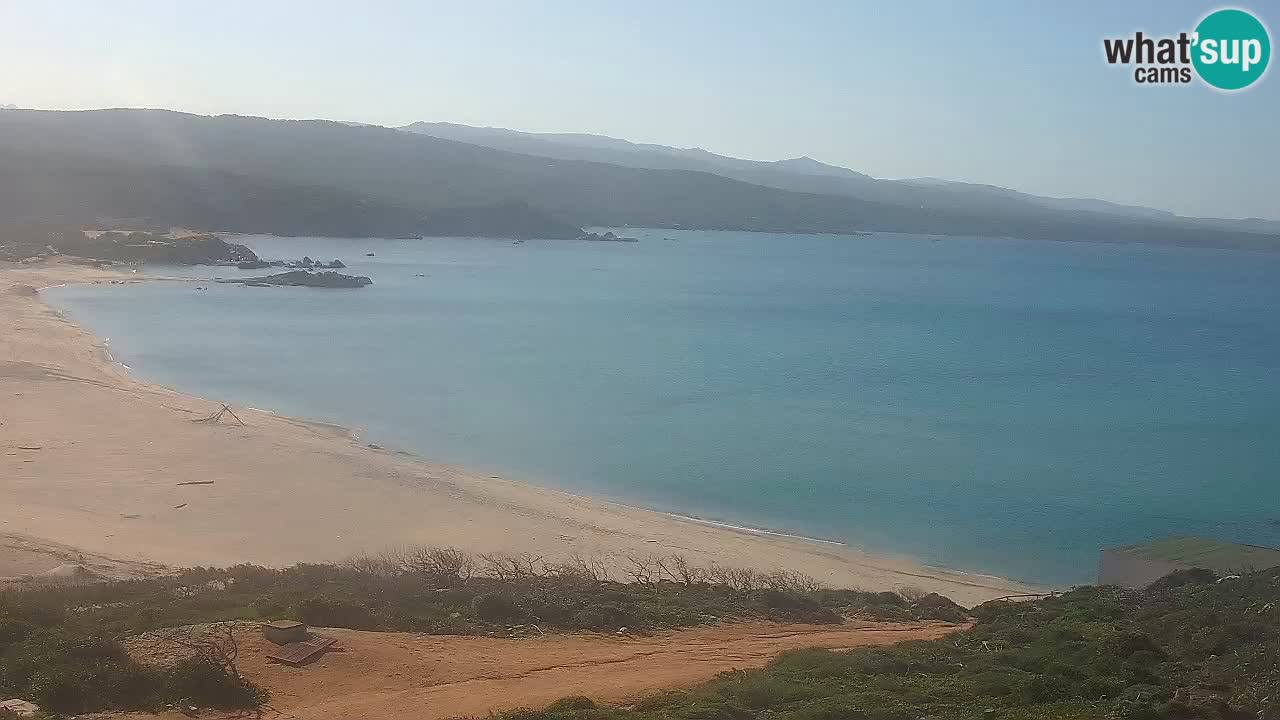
[193,403,244,426]
[265,636,337,666]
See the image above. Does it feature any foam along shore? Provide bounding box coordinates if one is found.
[0,259,1037,605]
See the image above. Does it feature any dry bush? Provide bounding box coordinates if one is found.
[150,622,243,678]
[661,554,708,586]
[764,569,826,593]
[402,546,475,584]
[544,553,610,583]
[895,584,927,602]
[706,565,767,591]
[343,546,477,583]
[623,554,663,584]
[477,552,545,580]
[342,546,823,595]
[341,550,401,578]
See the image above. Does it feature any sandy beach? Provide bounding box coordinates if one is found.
[0,259,1034,605]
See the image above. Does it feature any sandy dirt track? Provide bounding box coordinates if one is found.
[105,621,960,720]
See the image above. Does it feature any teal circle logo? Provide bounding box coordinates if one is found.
[1192,8,1271,90]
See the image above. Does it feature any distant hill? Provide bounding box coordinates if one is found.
[0,109,1275,250]
[898,177,1280,235]
[0,147,426,238]
[401,120,885,192]
[403,120,1280,236]
[421,201,582,239]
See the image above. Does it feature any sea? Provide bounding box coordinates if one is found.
[43,229,1280,586]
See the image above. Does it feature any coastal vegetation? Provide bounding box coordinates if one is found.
[420,200,585,240]
[0,225,260,266]
[0,549,959,714]
[0,228,371,289]
[0,146,429,239]
[60,231,259,266]
[507,567,1280,720]
[2,549,1277,716]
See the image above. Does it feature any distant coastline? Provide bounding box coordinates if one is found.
[2,108,1277,252]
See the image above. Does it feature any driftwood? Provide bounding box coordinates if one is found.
[193,403,245,426]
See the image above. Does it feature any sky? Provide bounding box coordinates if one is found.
[1,0,1276,220]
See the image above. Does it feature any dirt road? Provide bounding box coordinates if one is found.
[114,621,958,719]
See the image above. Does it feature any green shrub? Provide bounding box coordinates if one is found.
[909,592,971,622]
[0,624,265,714]
[545,696,598,711]
[776,698,868,720]
[496,568,1280,720]
[1147,567,1216,591]
[165,657,268,709]
[297,597,376,629]
[471,592,523,623]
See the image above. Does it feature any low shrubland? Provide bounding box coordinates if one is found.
[502,567,1280,720]
[10,547,1275,718]
[0,547,960,714]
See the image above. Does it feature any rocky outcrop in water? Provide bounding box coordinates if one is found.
[577,231,638,242]
[219,270,373,288]
[237,256,346,270]
[236,259,277,270]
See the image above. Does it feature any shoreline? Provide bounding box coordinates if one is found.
[656,511,847,547]
[1,258,1038,604]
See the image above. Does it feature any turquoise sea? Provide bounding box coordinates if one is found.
[44,230,1280,586]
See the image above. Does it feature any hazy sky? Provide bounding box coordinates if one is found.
[1,1,1276,219]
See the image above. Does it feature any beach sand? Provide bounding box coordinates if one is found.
[0,259,1034,604]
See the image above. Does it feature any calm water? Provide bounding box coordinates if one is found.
[45,230,1280,585]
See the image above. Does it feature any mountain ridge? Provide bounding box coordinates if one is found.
[401,120,1278,231]
[0,108,1275,249]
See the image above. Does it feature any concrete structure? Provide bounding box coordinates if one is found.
[1098,536,1280,588]
[261,620,308,645]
